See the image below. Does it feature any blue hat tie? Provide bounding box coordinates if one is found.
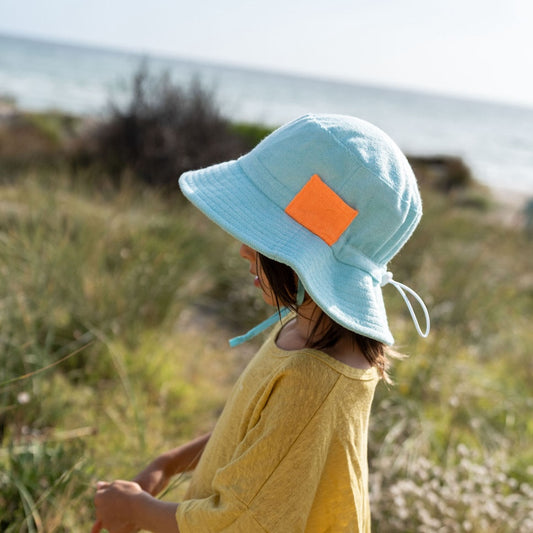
[230,275,430,347]
[229,307,291,347]
[229,279,305,347]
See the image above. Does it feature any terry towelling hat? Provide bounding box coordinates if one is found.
[179,113,430,345]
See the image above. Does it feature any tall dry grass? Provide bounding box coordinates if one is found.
[0,170,262,530]
[0,169,531,531]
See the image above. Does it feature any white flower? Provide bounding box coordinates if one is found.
[17,392,31,404]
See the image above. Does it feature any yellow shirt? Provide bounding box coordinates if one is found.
[176,319,379,532]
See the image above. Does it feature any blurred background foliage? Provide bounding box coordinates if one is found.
[0,67,531,531]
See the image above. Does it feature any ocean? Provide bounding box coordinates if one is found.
[1,33,532,196]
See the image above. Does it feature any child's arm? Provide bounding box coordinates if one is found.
[92,433,210,532]
[92,480,179,533]
[133,432,211,496]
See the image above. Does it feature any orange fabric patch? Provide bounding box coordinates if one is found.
[285,174,358,246]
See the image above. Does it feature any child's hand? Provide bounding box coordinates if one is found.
[93,480,143,533]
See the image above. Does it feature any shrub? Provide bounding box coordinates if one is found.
[74,65,249,188]
[409,155,474,192]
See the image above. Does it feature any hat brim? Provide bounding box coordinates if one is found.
[179,159,394,345]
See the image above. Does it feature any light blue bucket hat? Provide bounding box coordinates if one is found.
[179,113,430,345]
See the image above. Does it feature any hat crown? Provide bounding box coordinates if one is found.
[240,113,422,268]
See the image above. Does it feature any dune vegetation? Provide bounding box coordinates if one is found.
[0,72,532,532]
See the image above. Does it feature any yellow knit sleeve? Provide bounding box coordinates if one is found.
[176,355,345,532]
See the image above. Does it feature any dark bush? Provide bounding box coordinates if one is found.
[229,122,273,149]
[74,65,250,189]
[408,155,474,193]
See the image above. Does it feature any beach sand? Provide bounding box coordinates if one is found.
[490,186,532,228]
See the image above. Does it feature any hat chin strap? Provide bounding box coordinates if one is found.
[229,275,431,347]
[229,279,305,348]
[229,307,291,347]
[380,272,431,338]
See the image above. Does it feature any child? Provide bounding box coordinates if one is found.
[93,113,429,532]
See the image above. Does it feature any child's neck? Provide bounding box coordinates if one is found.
[275,303,371,370]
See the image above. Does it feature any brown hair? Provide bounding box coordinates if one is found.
[258,253,396,382]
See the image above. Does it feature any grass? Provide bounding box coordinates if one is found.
[0,167,262,530]
[0,162,532,531]
[368,188,533,531]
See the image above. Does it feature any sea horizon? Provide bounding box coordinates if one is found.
[2,30,532,114]
[1,31,532,196]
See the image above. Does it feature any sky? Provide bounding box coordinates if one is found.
[1,0,532,108]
